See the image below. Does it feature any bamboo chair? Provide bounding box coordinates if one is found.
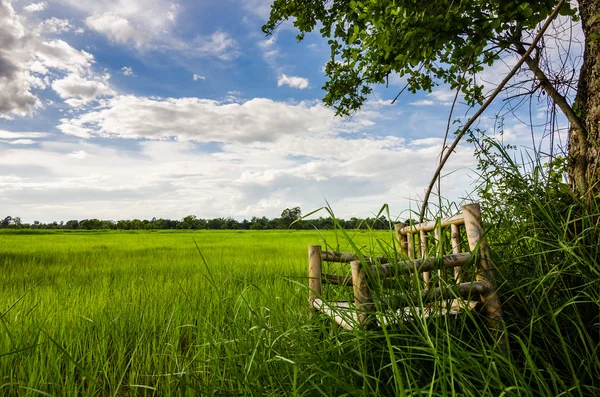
[308,203,505,347]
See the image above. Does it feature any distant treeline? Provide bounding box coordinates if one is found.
[1,207,397,231]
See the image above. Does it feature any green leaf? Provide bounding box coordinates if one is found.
[518,3,533,18]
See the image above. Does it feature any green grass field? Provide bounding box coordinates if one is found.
[2,225,598,396]
[0,229,398,396]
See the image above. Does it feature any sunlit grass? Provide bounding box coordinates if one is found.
[1,207,599,397]
[0,229,395,396]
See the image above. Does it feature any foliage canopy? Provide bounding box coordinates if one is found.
[263,0,576,116]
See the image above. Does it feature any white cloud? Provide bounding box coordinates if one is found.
[0,15,105,114]
[0,1,41,116]
[8,139,37,145]
[27,93,477,222]
[0,133,477,222]
[240,0,272,20]
[24,1,47,12]
[258,35,279,68]
[51,73,114,107]
[59,0,179,48]
[57,120,91,138]
[121,66,134,76]
[57,96,359,143]
[193,74,205,81]
[40,18,73,34]
[277,74,309,89]
[0,130,50,139]
[86,13,147,47]
[428,90,458,102]
[0,73,41,117]
[409,100,435,106]
[33,40,94,73]
[410,137,445,147]
[259,36,276,49]
[193,31,239,60]
[67,150,88,159]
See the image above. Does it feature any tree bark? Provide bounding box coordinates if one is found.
[571,0,600,202]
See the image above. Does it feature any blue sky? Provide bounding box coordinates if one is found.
[0,0,578,222]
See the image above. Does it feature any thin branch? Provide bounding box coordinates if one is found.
[391,81,410,104]
[437,67,468,216]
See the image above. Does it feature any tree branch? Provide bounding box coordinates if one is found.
[513,42,587,141]
[419,0,567,222]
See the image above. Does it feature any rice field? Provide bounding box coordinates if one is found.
[0,229,395,396]
[2,227,598,396]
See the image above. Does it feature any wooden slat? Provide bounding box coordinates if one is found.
[311,298,356,330]
[450,223,462,282]
[322,273,352,286]
[376,281,489,310]
[395,213,464,235]
[420,229,430,286]
[323,272,476,289]
[321,251,389,264]
[407,232,415,260]
[312,297,480,330]
[374,252,472,278]
[434,226,442,289]
[396,226,408,256]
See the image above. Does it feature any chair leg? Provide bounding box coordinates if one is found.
[308,245,322,320]
[351,260,374,329]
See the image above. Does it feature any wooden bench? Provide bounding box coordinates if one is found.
[307,203,505,346]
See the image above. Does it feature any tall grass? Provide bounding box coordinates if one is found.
[470,139,600,395]
[0,230,399,396]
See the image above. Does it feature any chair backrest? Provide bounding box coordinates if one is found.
[395,203,490,288]
[308,203,505,348]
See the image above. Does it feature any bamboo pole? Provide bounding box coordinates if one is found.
[462,204,506,349]
[311,298,355,330]
[321,251,389,264]
[397,214,464,234]
[420,229,430,287]
[434,226,443,289]
[451,223,462,283]
[351,260,374,328]
[378,281,488,310]
[308,245,323,317]
[407,232,414,260]
[322,274,353,286]
[394,224,408,256]
[375,252,471,278]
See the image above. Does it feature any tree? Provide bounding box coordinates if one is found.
[181,215,199,229]
[280,206,302,229]
[208,217,226,229]
[250,216,268,229]
[1,216,12,228]
[263,0,599,202]
[65,220,79,229]
[241,219,251,230]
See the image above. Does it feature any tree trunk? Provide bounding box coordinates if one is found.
[570,0,600,202]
